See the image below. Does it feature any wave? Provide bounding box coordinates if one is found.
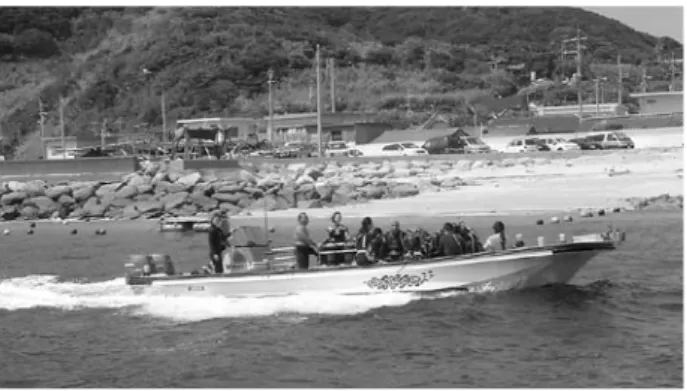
[0,275,446,323]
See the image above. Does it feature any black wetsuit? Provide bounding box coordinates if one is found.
[385,230,406,262]
[208,225,227,273]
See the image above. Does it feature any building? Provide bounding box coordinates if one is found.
[42,136,78,160]
[629,91,684,115]
[530,103,629,117]
[266,112,390,145]
[175,117,265,140]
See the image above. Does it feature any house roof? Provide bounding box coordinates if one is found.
[370,127,473,144]
[629,91,684,98]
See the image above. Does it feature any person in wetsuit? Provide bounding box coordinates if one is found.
[437,222,463,257]
[208,211,231,273]
[384,221,406,262]
[294,212,318,269]
[355,217,374,250]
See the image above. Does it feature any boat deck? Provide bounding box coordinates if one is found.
[126,240,616,286]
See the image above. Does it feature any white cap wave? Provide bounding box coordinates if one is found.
[0,275,452,323]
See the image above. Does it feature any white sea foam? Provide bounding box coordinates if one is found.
[0,275,458,323]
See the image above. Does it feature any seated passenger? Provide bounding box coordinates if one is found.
[326,211,350,243]
[367,227,385,262]
[456,221,483,253]
[404,228,425,258]
[483,221,507,252]
[355,217,374,250]
[384,221,406,262]
[437,222,463,256]
[323,211,350,265]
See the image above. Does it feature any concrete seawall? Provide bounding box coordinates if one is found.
[0,157,140,182]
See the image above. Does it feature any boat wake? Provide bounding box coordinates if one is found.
[0,275,469,323]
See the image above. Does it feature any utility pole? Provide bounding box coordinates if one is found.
[101,120,107,149]
[594,78,600,114]
[59,97,66,159]
[642,66,648,93]
[38,97,46,158]
[315,44,323,158]
[329,58,336,113]
[267,67,275,143]
[161,91,167,143]
[617,54,623,104]
[670,51,675,92]
[562,27,588,118]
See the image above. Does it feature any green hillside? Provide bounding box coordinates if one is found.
[0,7,682,158]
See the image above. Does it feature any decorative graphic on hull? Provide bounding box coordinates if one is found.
[364,271,434,291]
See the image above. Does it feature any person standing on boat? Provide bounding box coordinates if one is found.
[483,221,507,252]
[384,221,406,262]
[437,222,463,256]
[208,210,231,274]
[294,212,318,269]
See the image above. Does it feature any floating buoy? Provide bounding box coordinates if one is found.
[27,229,34,235]
[95,228,107,236]
[2,229,9,236]
[550,216,560,224]
[612,207,622,213]
[598,209,606,216]
[536,219,544,225]
[563,215,573,223]
[70,229,78,235]
[29,222,36,229]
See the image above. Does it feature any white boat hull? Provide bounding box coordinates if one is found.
[126,242,613,298]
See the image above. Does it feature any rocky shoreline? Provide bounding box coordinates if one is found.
[0,158,470,222]
[1,152,683,223]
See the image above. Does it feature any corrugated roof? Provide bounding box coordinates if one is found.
[370,128,473,144]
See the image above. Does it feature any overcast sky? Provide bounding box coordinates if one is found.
[584,6,683,43]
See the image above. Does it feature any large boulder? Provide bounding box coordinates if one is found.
[390,184,420,198]
[176,172,202,188]
[160,192,189,211]
[27,196,60,218]
[132,200,164,214]
[115,185,138,200]
[45,185,72,200]
[72,185,96,203]
[57,194,76,206]
[24,181,46,198]
[1,191,27,205]
[212,192,249,205]
[218,202,242,215]
[0,205,19,221]
[126,173,150,187]
[137,184,154,195]
[20,205,39,220]
[6,181,27,192]
[359,185,386,200]
[96,183,121,198]
[248,194,289,212]
[82,197,107,217]
[190,193,218,212]
[155,181,188,194]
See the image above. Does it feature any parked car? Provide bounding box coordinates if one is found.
[422,135,491,154]
[324,141,351,157]
[379,142,428,156]
[274,142,317,158]
[570,132,635,150]
[538,137,581,152]
[504,137,549,153]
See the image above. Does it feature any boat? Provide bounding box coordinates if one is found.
[124,226,624,298]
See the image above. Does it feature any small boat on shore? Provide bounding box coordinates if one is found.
[124,226,623,298]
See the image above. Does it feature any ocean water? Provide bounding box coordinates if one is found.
[0,211,682,387]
